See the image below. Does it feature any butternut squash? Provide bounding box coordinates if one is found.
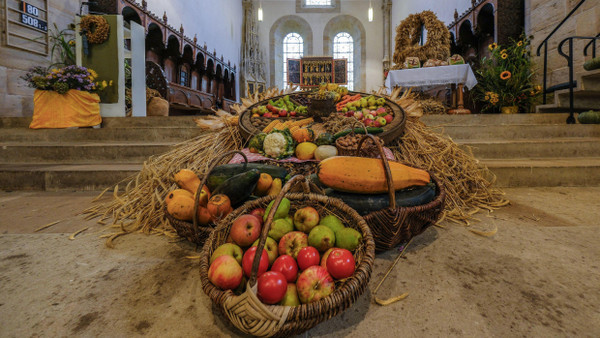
[174,169,201,194]
[317,156,430,194]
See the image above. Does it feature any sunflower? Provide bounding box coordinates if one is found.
[485,95,490,101]
[500,71,511,80]
[501,53,508,59]
[517,41,523,47]
[500,49,507,54]
[488,43,498,51]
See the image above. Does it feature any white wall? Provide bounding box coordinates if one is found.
[391,0,471,27]
[258,0,384,92]
[145,0,244,100]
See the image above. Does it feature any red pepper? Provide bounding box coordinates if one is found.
[266,104,280,114]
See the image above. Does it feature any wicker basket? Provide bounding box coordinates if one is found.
[335,122,384,158]
[355,135,446,252]
[199,176,376,337]
[166,150,249,245]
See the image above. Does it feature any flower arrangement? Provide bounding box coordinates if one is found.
[22,65,111,94]
[474,36,541,113]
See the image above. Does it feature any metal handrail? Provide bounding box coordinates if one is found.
[557,36,600,124]
[583,33,600,57]
[536,0,587,104]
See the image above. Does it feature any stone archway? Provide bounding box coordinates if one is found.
[269,15,314,88]
[323,15,366,91]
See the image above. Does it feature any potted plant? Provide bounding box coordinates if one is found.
[22,65,111,129]
[474,36,541,113]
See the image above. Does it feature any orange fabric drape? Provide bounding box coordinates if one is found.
[29,89,102,129]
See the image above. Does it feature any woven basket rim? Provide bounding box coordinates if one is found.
[199,191,376,334]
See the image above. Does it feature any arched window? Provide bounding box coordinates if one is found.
[283,33,304,89]
[333,32,353,90]
[306,0,331,5]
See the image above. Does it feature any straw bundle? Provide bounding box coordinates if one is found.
[392,11,451,67]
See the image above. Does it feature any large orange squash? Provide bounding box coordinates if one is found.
[292,128,314,143]
[317,156,430,194]
[165,189,193,206]
[207,194,232,219]
[166,195,195,221]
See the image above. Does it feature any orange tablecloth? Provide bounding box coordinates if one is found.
[29,89,102,129]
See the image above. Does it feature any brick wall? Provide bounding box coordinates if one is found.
[0,0,80,117]
[527,0,600,87]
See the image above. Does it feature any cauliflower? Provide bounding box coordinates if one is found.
[262,129,295,159]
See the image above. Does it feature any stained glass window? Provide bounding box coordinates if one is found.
[333,32,353,90]
[305,0,331,6]
[283,33,303,89]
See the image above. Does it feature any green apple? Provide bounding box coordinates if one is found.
[210,243,243,265]
[320,215,345,234]
[279,283,301,306]
[308,225,335,252]
[264,198,291,222]
[335,228,363,252]
[252,237,279,265]
[268,218,294,241]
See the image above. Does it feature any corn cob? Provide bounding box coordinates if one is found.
[263,120,280,133]
[290,118,314,128]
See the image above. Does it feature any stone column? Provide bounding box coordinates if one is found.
[382,0,392,76]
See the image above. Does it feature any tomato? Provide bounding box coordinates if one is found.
[297,246,320,271]
[257,271,288,304]
[242,246,269,278]
[271,255,299,283]
[325,248,355,279]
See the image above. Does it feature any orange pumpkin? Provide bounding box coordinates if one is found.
[174,169,201,194]
[207,194,232,219]
[166,195,195,221]
[292,128,314,143]
[165,189,193,206]
[196,206,213,226]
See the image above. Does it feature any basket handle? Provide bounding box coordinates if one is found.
[192,150,248,232]
[356,134,396,209]
[248,175,307,287]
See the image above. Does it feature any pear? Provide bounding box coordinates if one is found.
[264,198,291,222]
[268,218,294,241]
[308,225,335,252]
[335,228,362,252]
[320,215,345,234]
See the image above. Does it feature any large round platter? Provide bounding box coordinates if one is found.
[239,91,406,144]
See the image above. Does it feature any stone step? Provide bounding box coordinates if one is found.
[483,157,600,187]
[535,104,589,114]
[0,116,202,128]
[435,124,600,139]
[580,69,600,91]
[0,127,204,142]
[459,138,600,159]
[556,89,600,109]
[420,113,571,126]
[0,142,175,164]
[0,163,141,191]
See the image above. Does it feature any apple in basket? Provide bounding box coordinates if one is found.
[320,248,335,269]
[293,207,320,233]
[230,214,262,247]
[257,271,288,305]
[325,248,355,280]
[242,246,269,278]
[251,237,279,265]
[210,243,243,265]
[278,231,308,259]
[296,266,335,304]
[250,208,265,224]
[208,255,243,290]
[271,255,298,283]
[296,246,320,271]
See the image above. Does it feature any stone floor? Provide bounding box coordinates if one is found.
[1,187,599,337]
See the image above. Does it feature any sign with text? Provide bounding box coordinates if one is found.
[4,0,49,55]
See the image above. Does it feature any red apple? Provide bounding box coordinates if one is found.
[293,207,320,233]
[271,255,298,282]
[326,248,355,280]
[373,119,382,128]
[251,237,279,265]
[290,111,297,117]
[353,111,363,120]
[208,255,243,290]
[297,246,320,271]
[279,283,301,306]
[263,112,272,118]
[257,271,288,305]
[230,214,262,247]
[279,110,288,117]
[376,107,387,114]
[296,266,335,304]
[345,111,354,117]
[278,231,308,259]
[249,208,265,224]
[242,246,269,278]
[210,243,243,265]
[320,248,335,269]
[363,118,374,126]
[384,114,393,124]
